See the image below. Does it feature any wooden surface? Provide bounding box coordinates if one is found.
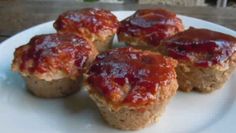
[1,1,236,43]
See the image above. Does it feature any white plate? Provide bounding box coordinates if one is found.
[0,11,236,133]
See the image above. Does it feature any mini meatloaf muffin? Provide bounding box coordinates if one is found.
[160,27,236,93]
[84,47,178,130]
[53,8,119,52]
[117,8,184,49]
[12,33,98,98]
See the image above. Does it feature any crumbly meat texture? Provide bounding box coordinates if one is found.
[118,8,184,48]
[84,47,178,130]
[160,27,236,92]
[85,47,178,109]
[25,76,82,98]
[176,53,236,92]
[84,78,177,130]
[12,33,98,81]
[93,35,114,52]
[53,8,119,52]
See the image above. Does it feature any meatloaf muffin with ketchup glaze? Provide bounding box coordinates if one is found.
[118,8,184,49]
[54,8,119,52]
[160,27,236,92]
[12,33,98,98]
[84,47,178,130]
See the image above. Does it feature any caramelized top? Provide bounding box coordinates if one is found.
[13,33,92,79]
[87,47,177,107]
[118,8,184,46]
[54,8,119,36]
[162,27,236,67]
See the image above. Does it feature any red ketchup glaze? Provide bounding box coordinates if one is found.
[87,47,176,107]
[19,33,91,77]
[162,27,236,67]
[118,8,184,46]
[53,8,119,34]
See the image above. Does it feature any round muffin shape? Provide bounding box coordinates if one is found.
[118,8,184,49]
[85,47,178,130]
[12,33,98,98]
[53,8,119,52]
[160,27,236,92]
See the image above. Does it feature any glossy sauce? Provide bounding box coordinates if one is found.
[162,27,236,67]
[118,9,184,46]
[54,8,119,34]
[18,33,91,77]
[87,47,177,107]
